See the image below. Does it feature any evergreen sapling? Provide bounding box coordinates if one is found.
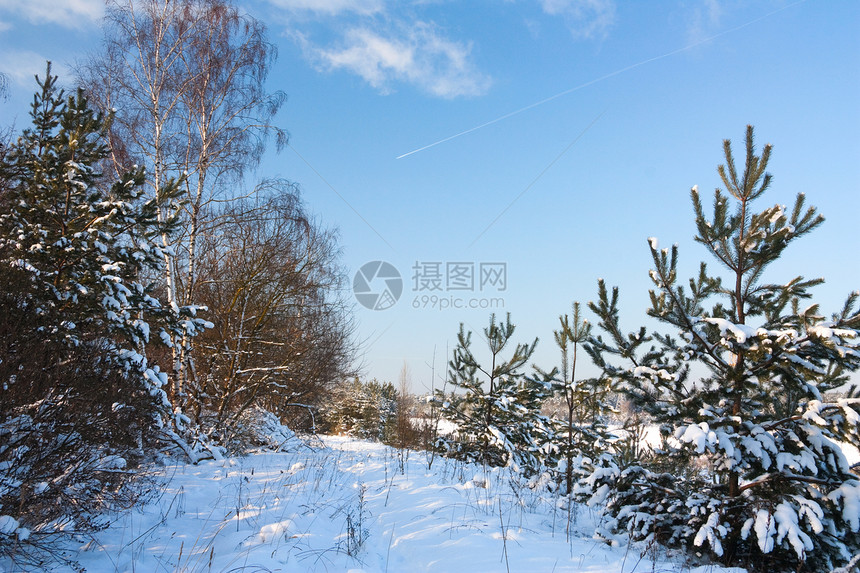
[537,302,616,495]
[435,313,554,474]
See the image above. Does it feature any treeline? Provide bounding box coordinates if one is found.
[0,0,354,567]
[319,374,426,449]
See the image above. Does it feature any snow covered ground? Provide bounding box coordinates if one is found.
[11,435,752,573]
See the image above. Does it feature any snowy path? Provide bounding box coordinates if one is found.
[55,436,742,573]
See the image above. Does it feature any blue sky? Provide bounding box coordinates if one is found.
[1,0,858,392]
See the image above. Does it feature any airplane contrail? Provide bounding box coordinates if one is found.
[396,0,805,160]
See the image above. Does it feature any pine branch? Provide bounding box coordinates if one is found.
[739,471,839,494]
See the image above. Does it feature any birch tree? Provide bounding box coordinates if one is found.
[78,0,286,405]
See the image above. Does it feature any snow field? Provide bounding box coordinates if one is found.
[51,436,748,573]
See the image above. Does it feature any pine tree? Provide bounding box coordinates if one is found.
[538,303,616,495]
[0,63,208,430]
[0,64,211,562]
[582,126,860,572]
[436,313,553,473]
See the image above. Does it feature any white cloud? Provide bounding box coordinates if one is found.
[539,0,616,40]
[0,0,103,27]
[265,0,492,98]
[317,28,411,88]
[313,23,491,98]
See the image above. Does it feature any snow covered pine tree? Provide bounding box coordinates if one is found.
[579,126,860,572]
[537,302,616,496]
[435,313,554,474]
[0,65,208,560]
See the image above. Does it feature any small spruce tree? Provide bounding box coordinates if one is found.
[581,126,860,572]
